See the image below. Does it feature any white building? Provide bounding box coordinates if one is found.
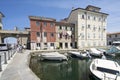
[0,12,4,30]
[67,5,108,49]
[107,32,120,45]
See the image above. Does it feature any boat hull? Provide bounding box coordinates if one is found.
[41,56,67,61]
[40,52,68,61]
[90,53,102,58]
[69,52,89,59]
[89,71,101,80]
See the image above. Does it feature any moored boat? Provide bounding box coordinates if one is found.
[68,51,91,59]
[105,46,120,57]
[90,59,120,80]
[40,52,68,61]
[89,48,103,57]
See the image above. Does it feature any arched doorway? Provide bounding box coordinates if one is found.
[4,37,18,49]
[4,37,17,44]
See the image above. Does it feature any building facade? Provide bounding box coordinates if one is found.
[29,16,56,50]
[29,16,75,50]
[107,32,120,45]
[67,5,108,49]
[29,5,108,50]
[55,22,75,49]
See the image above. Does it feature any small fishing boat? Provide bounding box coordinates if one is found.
[89,48,103,57]
[68,51,91,59]
[90,59,120,80]
[40,52,68,61]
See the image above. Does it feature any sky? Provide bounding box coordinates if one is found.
[0,0,120,33]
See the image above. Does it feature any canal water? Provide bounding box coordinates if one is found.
[29,56,120,80]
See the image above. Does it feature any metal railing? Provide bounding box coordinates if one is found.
[0,49,16,71]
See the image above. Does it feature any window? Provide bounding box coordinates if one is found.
[98,26,101,31]
[65,43,68,48]
[115,34,117,37]
[36,21,40,26]
[82,34,84,39]
[109,35,111,38]
[59,33,62,38]
[99,18,101,21]
[103,28,106,31]
[44,22,47,27]
[70,43,73,47]
[59,26,62,30]
[44,32,47,37]
[50,23,54,27]
[59,43,63,48]
[50,43,54,46]
[93,26,96,31]
[82,15,85,19]
[82,24,84,30]
[103,18,106,22]
[65,27,67,30]
[88,25,90,29]
[36,32,40,36]
[93,16,96,21]
[80,33,84,39]
[44,43,47,47]
[70,27,73,31]
[37,43,40,47]
[88,16,90,20]
[51,33,54,37]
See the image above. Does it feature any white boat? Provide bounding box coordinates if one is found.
[68,51,91,59]
[106,46,120,56]
[89,48,103,57]
[90,59,120,80]
[97,48,106,54]
[40,52,68,61]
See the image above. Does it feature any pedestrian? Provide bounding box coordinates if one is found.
[19,45,23,53]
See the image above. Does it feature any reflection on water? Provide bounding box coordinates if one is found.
[29,56,120,80]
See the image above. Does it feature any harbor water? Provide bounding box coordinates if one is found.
[29,56,120,80]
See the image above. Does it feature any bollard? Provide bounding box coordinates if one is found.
[0,55,2,71]
[11,50,12,57]
[4,52,7,64]
[8,50,10,60]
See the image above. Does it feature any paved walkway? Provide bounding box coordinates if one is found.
[0,50,40,80]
